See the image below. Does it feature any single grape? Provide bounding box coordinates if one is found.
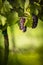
[32,14,38,28]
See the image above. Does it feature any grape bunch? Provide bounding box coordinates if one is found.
[32,14,38,28]
[19,14,38,32]
[19,17,27,32]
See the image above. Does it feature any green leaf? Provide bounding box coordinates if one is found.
[24,0,29,13]
[18,0,25,9]
[30,3,41,15]
[10,0,20,8]
[0,15,6,26]
[7,11,19,26]
[1,0,13,14]
[25,0,29,8]
[25,15,33,27]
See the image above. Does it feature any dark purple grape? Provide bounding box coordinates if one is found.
[32,14,38,28]
[22,26,27,32]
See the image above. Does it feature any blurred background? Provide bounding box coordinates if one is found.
[0,19,43,65]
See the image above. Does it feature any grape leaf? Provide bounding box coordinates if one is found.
[24,0,29,13]
[18,0,25,9]
[7,11,19,26]
[1,0,13,15]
